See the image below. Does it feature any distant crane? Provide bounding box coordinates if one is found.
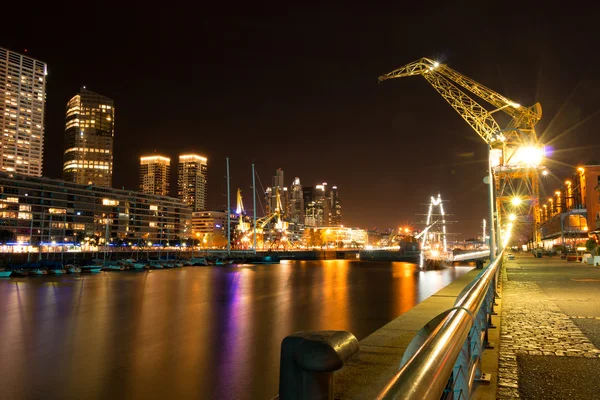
[379,58,545,244]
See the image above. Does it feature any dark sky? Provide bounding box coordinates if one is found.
[2,3,600,239]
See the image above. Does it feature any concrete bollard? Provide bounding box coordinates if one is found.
[278,330,359,400]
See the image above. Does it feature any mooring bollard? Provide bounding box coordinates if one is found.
[278,330,359,400]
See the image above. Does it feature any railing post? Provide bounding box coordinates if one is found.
[278,330,359,400]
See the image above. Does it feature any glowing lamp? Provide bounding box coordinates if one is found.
[511,146,544,166]
[511,197,522,206]
[508,214,517,221]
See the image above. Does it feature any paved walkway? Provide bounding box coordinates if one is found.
[497,254,600,399]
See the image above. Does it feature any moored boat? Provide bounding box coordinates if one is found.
[132,262,147,270]
[147,260,164,269]
[0,269,12,277]
[81,265,102,273]
[49,268,66,275]
[29,267,48,275]
[12,268,29,277]
[189,257,208,266]
[66,265,82,274]
[247,254,280,265]
[102,264,126,271]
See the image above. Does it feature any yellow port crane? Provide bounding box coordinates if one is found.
[379,57,545,245]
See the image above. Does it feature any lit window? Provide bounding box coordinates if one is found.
[149,205,158,211]
[18,212,32,220]
[102,199,118,206]
[5,197,19,203]
[49,208,66,214]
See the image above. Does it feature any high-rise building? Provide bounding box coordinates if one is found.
[289,177,304,224]
[140,155,171,196]
[63,88,114,187]
[331,185,342,226]
[0,47,47,176]
[265,168,287,216]
[178,154,208,211]
[302,182,341,227]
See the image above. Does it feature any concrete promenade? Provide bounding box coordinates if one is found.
[334,267,485,399]
[497,254,600,399]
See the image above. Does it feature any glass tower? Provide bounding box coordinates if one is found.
[63,88,114,187]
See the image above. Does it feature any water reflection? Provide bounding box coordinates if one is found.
[0,261,472,400]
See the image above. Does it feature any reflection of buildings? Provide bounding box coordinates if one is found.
[140,155,171,196]
[178,154,207,211]
[0,47,47,177]
[0,172,190,245]
[63,88,114,187]
[539,165,600,250]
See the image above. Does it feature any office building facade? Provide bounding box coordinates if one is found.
[140,155,170,196]
[63,88,114,187]
[178,154,207,211]
[0,172,190,246]
[0,47,47,177]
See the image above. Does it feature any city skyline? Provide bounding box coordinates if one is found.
[1,5,599,236]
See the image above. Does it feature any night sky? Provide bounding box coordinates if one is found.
[2,4,599,239]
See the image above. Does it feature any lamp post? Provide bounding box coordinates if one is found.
[487,146,498,261]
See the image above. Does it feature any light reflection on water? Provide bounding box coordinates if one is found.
[0,260,472,400]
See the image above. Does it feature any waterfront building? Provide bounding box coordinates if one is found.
[140,155,170,196]
[178,154,207,211]
[191,210,230,248]
[0,172,190,247]
[0,47,47,177]
[538,165,600,250]
[63,88,114,187]
[307,226,367,248]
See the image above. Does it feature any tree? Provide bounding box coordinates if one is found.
[585,238,597,253]
[0,229,15,244]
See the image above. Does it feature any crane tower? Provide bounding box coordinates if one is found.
[379,58,545,245]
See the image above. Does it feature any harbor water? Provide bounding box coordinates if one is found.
[0,260,472,399]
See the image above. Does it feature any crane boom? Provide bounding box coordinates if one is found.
[379,57,544,246]
[378,57,541,144]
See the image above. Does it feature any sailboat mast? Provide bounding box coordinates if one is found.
[226,157,231,256]
[252,163,257,252]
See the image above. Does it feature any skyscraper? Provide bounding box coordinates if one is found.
[266,168,287,216]
[178,154,208,211]
[0,47,47,176]
[63,88,114,186]
[289,177,304,224]
[140,155,171,196]
[331,185,342,226]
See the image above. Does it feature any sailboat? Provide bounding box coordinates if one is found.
[247,164,280,265]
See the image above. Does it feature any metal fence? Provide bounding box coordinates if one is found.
[376,251,503,399]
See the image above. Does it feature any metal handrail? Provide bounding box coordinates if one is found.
[377,250,504,400]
